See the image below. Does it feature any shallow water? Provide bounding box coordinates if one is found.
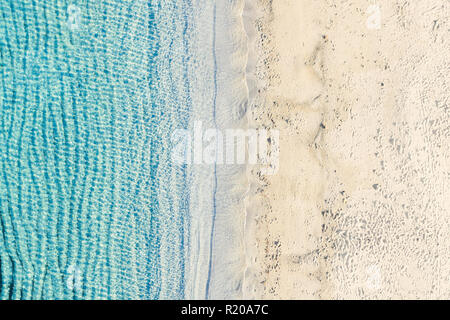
[0,0,194,299]
[0,0,251,300]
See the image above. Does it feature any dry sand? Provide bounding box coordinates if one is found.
[243,0,449,299]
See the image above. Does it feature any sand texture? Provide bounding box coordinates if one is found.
[243,0,449,299]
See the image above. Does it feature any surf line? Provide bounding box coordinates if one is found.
[205,1,218,299]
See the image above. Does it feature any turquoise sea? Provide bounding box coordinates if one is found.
[0,0,249,300]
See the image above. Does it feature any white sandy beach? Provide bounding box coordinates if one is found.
[243,0,449,299]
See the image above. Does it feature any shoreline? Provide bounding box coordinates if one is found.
[187,0,257,299]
